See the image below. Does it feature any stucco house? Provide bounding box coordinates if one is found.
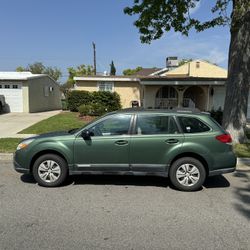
[0,72,62,112]
[73,58,250,119]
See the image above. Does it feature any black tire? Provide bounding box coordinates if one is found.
[169,157,206,191]
[32,154,68,187]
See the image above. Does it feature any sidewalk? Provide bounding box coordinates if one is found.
[0,110,60,138]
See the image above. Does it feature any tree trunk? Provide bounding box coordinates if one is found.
[222,8,250,144]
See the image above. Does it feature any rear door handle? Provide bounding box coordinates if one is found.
[115,140,128,146]
[165,139,179,144]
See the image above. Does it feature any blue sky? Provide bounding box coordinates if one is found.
[0,0,231,82]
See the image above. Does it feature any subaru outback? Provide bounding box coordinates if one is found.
[14,109,236,191]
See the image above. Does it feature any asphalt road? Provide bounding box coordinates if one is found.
[0,161,250,250]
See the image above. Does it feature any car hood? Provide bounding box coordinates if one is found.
[22,131,72,141]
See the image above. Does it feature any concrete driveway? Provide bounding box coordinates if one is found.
[0,162,249,250]
[0,110,61,138]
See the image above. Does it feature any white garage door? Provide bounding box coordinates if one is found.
[0,83,23,112]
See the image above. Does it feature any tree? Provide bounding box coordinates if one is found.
[123,66,143,75]
[110,61,116,75]
[124,0,250,143]
[178,59,193,66]
[67,64,94,86]
[16,62,62,81]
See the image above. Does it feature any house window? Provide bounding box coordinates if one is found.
[0,85,2,88]
[98,82,114,92]
[12,85,18,89]
[4,85,10,89]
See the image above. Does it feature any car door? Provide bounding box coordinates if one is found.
[74,114,133,171]
[129,114,184,172]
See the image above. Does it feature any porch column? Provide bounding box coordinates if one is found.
[176,87,185,108]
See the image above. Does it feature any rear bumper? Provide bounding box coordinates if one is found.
[209,167,236,176]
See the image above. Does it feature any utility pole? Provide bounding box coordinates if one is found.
[92,42,96,75]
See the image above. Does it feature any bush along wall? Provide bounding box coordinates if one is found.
[67,90,122,115]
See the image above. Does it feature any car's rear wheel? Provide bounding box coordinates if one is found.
[33,154,68,187]
[169,157,206,191]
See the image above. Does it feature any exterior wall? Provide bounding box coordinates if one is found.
[114,82,141,108]
[211,86,225,110]
[27,76,62,113]
[22,82,29,112]
[163,60,227,78]
[74,81,97,92]
[75,81,142,108]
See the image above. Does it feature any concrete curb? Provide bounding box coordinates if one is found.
[0,153,13,161]
[0,154,250,168]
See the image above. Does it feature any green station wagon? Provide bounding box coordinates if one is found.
[14,109,236,191]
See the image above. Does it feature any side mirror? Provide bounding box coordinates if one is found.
[81,129,93,140]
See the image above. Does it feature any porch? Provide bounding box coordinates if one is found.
[142,85,209,111]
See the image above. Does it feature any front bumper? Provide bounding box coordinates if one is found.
[13,153,30,174]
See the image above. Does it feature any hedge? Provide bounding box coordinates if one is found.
[67,90,122,113]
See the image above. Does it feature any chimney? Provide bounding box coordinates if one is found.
[166,56,179,69]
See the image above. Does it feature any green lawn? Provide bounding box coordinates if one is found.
[0,138,23,153]
[234,144,250,158]
[19,112,85,134]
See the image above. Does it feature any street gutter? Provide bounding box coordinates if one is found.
[1,153,250,168]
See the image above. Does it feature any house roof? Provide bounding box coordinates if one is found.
[74,75,140,82]
[0,72,46,80]
[162,60,228,78]
[132,68,162,76]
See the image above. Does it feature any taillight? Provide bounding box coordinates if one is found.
[216,134,232,144]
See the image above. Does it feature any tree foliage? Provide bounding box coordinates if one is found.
[110,61,116,75]
[124,0,250,143]
[67,64,94,86]
[123,66,143,75]
[124,0,231,43]
[16,62,62,81]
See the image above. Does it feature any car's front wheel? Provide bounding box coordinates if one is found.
[169,157,206,191]
[33,154,68,187]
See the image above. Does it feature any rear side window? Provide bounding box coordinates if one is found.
[136,115,178,135]
[178,117,211,133]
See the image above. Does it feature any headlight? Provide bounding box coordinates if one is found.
[16,139,34,150]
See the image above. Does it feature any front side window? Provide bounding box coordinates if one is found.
[89,115,131,136]
[178,117,211,133]
[136,115,178,135]
[98,82,114,92]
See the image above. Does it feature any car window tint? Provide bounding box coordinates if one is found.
[89,115,131,136]
[136,115,178,135]
[178,117,210,133]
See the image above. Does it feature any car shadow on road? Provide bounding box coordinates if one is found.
[20,173,231,191]
[203,175,230,188]
[233,169,250,220]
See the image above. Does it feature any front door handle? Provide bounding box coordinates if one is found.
[165,139,179,144]
[115,140,128,146]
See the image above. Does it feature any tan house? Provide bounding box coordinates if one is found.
[73,59,250,119]
[0,72,62,112]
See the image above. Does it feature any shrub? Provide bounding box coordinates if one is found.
[91,91,122,112]
[78,104,92,116]
[90,103,107,116]
[67,90,92,112]
[67,90,122,113]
